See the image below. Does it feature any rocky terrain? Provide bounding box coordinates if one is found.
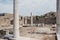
[0,13,56,40]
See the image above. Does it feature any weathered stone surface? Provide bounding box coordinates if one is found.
[0,13,56,40]
[0,13,23,28]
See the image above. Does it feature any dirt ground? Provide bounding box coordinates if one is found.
[19,27,56,40]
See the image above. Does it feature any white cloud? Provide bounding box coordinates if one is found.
[0,0,56,16]
[0,0,2,2]
[18,0,56,16]
[0,4,13,13]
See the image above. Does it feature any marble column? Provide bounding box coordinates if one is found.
[23,16,24,25]
[6,29,9,35]
[25,17,27,25]
[56,0,60,40]
[13,0,20,40]
[42,23,44,27]
[31,13,33,26]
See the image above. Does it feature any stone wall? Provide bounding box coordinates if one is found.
[0,13,23,28]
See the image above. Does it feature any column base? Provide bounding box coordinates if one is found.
[57,34,60,40]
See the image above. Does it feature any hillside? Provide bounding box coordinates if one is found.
[34,12,56,24]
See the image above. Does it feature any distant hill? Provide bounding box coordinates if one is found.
[0,12,56,26]
[34,12,56,24]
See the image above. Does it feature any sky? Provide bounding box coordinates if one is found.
[0,0,56,16]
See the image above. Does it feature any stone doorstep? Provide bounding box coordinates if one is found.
[6,37,39,40]
[0,39,8,40]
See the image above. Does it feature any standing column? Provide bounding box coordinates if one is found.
[42,23,44,27]
[25,17,27,25]
[23,16,24,25]
[6,29,9,35]
[56,0,60,40]
[13,0,20,40]
[31,13,33,26]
